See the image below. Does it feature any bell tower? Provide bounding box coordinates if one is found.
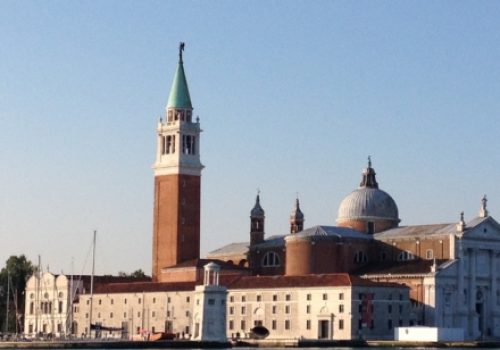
[250,193,265,246]
[152,43,203,281]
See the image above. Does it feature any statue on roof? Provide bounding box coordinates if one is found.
[179,42,185,62]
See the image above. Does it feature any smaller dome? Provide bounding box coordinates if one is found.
[251,194,265,217]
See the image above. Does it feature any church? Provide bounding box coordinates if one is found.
[24,44,500,341]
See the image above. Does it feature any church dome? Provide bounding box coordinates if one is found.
[336,158,400,233]
[337,187,399,222]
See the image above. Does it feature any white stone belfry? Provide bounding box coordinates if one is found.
[192,262,227,342]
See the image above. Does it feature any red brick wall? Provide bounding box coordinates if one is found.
[337,218,398,233]
[152,174,201,282]
[376,236,451,261]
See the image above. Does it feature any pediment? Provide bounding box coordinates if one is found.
[462,217,500,241]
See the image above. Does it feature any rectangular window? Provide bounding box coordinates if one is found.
[167,297,171,303]
[186,296,190,303]
[339,319,344,330]
[138,298,141,304]
[388,319,393,329]
[241,306,246,315]
[58,301,63,314]
[229,307,234,315]
[256,295,262,302]
[273,294,277,301]
[153,298,156,304]
[339,293,344,300]
[229,320,234,330]
[285,305,290,314]
[208,298,215,305]
[306,294,311,301]
[272,305,277,314]
[339,304,344,313]
[399,305,403,313]
[272,320,277,330]
[124,298,127,304]
[306,305,311,314]
[306,320,311,330]
[322,293,328,300]
[242,296,246,302]
[241,320,246,331]
[286,294,291,301]
[388,305,392,313]
[110,312,114,318]
[229,296,234,302]
[285,320,291,330]
[124,312,127,318]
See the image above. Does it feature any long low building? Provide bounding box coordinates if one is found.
[24,270,409,341]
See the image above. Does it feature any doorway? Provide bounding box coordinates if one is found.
[318,320,329,339]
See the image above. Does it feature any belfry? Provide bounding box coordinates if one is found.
[152,43,203,282]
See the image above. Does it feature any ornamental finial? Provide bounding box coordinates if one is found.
[479,194,489,218]
[179,42,185,63]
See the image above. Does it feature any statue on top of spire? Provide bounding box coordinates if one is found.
[179,42,185,63]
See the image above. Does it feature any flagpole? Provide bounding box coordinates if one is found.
[89,230,96,338]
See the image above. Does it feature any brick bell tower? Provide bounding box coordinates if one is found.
[152,43,203,282]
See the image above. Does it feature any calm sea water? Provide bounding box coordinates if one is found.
[8,348,492,350]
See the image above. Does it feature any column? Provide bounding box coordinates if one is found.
[490,251,498,336]
[468,248,476,338]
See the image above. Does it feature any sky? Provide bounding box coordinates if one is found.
[1,1,500,276]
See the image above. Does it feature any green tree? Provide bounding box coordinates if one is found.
[117,269,148,278]
[0,255,34,333]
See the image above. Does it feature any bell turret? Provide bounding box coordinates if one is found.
[250,193,265,245]
[289,197,304,234]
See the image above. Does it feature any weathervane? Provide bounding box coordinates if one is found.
[179,42,185,63]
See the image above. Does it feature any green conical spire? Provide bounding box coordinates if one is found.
[167,43,192,109]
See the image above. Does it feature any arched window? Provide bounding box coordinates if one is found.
[262,251,280,267]
[354,251,368,264]
[426,249,434,260]
[398,251,415,261]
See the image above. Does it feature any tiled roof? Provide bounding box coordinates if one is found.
[374,224,455,239]
[355,259,448,276]
[207,242,249,258]
[93,281,196,294]
[290,225,372,240]
[162,258,250,271]
[223,273,405,290]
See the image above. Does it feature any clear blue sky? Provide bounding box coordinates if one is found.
[1,1,500,275]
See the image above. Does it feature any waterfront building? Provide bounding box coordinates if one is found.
[24,44,500,341]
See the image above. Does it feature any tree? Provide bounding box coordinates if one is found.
[0,255,35,333]
[117,269,147,278]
